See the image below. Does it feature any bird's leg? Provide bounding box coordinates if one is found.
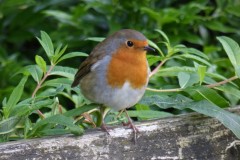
[123,109,139,143]
[100,122,110,135]
[116,109,125,118]
[100,106,110,135]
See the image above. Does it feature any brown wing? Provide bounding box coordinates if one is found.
[71,54,99,87]
[71,32,119,87]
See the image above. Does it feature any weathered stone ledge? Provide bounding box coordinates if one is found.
[1,107,240,160]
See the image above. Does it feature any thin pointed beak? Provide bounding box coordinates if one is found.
[144,46,155,52]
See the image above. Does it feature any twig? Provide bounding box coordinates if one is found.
[204,76,238,88]
[149,59,167,78]
[31,65,55,118]
[147,76,238,93]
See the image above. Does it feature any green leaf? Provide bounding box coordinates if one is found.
[11,98,54,117]
[49,66,77,79]
[3,76,28,118]
[178,72,190,88]
[39,128,69,136]
[205,21,237,33]
[176,46,209,60]
[35,55,47,74]
[147,39,164,57]
[38,86,65,99]
[54,44,63,56]
[155,29,170,44]
[189,100,240,139]
[197,65,207,85]
[28,114,83,137]
[53,45,68,64]
[234,65,240,78]
[155,66,196,77]
[0,116,22,135]
[86,37,105,42]
[139,94,192,110]
[24,65,43,83]
[127,110,172,119]
[36,31,54,61]
[44,10,78,27]
[64,104,98,117]
[56,52,88,64]
[216,85,240,99]
[24,118,32,138]
[217,36,240,77]
[147,55,163,66]
[186,86,229,108]
[140,95,240,139]
[226,5,240,17]
[218,36,240,65]
[180,54,211,66]
[2,97,7,109]
[43,78,72,87]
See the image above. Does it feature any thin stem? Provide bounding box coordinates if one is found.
[204,76,238,88]
[147,87,182,92]
[32,65,55,118]
[147,76,238,93]
[149,59,167,78]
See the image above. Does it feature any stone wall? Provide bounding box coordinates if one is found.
[1,108,240,160]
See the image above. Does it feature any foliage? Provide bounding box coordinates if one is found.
[1,0,240,142]
[0,31,97,141]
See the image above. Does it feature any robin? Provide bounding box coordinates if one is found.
[71,29,154,140]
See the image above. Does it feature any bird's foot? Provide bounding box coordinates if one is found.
[122,121,140,133]
[100,123,110,135]
[122,109,140,144]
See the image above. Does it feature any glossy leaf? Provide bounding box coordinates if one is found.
[177,46,209,60]
[0,116,22,135]
[36,31,54,60]
[25,65,43,83]
[147,39,163,56]
[53,44,68,64]
[49,66,76,79]
[140,95,240,138]
[42,78,72,88]
[147,55,163,66]
[35,55,47,74]
[178,72,198,88]
[190,100,240,139]
[127,110,173,119]
[155,66,196,77]
[217,36,240,77]
[56,52,88,64]
[86,37,105,42]
[3,76,28,118]
[155,29,170,44]
[28,114,83,137]
[186,86,229,108]
[180,54,211,66]
[197,65,207,85]
[64,104,98,117]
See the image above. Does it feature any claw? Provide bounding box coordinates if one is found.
[100,106,111,135]
[100,122,110,135]
[123,109,139,143]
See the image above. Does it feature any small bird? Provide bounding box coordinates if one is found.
[72,29,154,140]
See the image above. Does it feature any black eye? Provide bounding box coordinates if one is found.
[127,41,134,47]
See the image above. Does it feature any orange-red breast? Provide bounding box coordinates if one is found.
[72,29,154,140]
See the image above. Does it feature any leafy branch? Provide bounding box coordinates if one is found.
[148,32,240,93]
[0,31,90,142]
[143,30,240,139]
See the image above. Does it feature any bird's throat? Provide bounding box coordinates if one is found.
[106,48,148,89]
